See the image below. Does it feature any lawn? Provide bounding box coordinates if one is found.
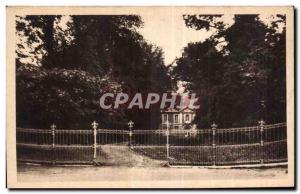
[17,141,287,166]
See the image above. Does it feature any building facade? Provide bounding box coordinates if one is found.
[160,107,196,130]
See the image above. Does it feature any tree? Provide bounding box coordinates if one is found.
[66,16,172,128]
[173,14,286,127]
[264,15,286,123]
[173,39,224,127]
[16,15,172,129]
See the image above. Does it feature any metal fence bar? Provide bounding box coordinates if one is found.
[91,121,98,162]
[51,124,56,164]
[259,120,265,164]
[211,122,217,166]
[128,120,134,149]
[166,121,170,161]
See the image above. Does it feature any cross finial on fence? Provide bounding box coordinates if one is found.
[50,124,56,131]
[211,122,218,129]
[128,120,134,129]
[91,121,98,130]
[258,119,265,126]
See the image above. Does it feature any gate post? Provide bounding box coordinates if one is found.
[50,124,56,165]
[258,120,265,164]
[91,121,98,161]
[166,121,170,161]
[128,120,134,149]
[211,122,217,166]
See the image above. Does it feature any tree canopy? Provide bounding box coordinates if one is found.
[16,14,286,129]
[16,15,172,129]
[172,14,286,127]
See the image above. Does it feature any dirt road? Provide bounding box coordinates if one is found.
[95,145,166,167]
[18,164,288,182]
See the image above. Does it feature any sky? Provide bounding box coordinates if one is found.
[138,14,216,65]
[137,14,236,65]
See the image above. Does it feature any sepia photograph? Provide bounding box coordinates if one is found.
[6,6,294,188]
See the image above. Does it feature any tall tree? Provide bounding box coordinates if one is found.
[16,15,171,129]
[173,14,286,127]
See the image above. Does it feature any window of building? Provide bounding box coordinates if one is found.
[163,114,167,122]
[174,114,178,123]
[185,114,190,122]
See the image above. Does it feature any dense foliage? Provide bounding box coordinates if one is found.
[16,15,172,129]
[173,15,286,127]
[16,14,286,129]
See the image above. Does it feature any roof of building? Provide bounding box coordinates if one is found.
[160,107,196,113]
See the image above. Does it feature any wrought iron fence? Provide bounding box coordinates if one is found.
[16,121,287,166]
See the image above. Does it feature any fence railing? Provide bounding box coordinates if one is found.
[16,121,287,166]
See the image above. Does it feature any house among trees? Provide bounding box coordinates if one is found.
[160,107,196,130]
